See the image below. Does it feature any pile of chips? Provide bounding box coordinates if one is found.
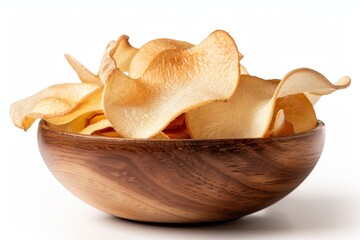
[10,30,351,139]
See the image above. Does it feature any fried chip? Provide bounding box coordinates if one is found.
[103,30,241,138]
[88,113,107,125]
[92,127,121,137]
[10,83,102,130]
[66,35,137,85]
[64,54,100,84]
[186,68,350,139]
[99,36,138,83]
[129,38,193,78]
[266,109,295,137]
[272,93,317,134]
[80,119,112,135]
[47,111,101,133]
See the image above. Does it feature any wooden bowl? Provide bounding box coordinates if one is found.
[38,120,325,223]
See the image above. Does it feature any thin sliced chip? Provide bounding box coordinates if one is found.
[88,113,107,125]
[112,35,138,72]
[64,54,101,84]
[276,68,350,97]
[44,86,103,125]
[129,38,193,78]
[80,119,112,135]
[186,68,350,139]
[93,127,121,137]
[47,111,101,133]
[304,76,350,105]
[10,83,100,130]
[99,36,138,83]
[185,76,279,138]
[103,30,241,138]
[272,93,317,133]
[266,109,295,137]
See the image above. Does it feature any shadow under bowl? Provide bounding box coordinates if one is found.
[37,120,325,223]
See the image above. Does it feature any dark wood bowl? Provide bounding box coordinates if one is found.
[37,120,325,223]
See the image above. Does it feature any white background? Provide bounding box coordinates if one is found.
[1,0,359,239]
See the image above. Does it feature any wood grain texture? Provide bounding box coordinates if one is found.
[37,120,325,223]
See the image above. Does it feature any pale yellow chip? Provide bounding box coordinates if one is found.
[103,30,241,138]
[185,75,279,138]
[129,38,193,79]
[98,36,138,83]
[80,119,113,135]
[66,35,137,85]
[266,93,316,137]
[88,113,107,125]
[47,111,101,133]
[43,86,103,125]
[272,93,317,134]
[10,83,101,130]
[64,54,101,84]
[186,68,350,139]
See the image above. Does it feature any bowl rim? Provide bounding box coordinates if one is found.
[38,120,324,144]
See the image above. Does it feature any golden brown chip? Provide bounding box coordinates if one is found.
[10,83,101,130]
[103,30,241,138]
[186,68,350,139]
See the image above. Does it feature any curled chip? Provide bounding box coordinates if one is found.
[129,38,193,78]
[186,68,350,139]
[266,109,295,137]
[46,111,102,134]
[10,83,101,130]
[65,35,137,85]
[99,35,138,83]
[10,30,351,139]
[103,30,241,138]
[80,118,113,135]
[271,93,317,134]
[65,54,100,84]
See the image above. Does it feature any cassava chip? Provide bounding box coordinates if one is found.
[103,30,241,138]
[65,54,100,84]
[129,38,193,78]
[99,36,138,83]
[80,119,112,135]
[266,109,295,137]
[185,76,279,138]
[47,111,101,133]
[10,83,101,130]
[271,93,317,134]
[186,68,350,139]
